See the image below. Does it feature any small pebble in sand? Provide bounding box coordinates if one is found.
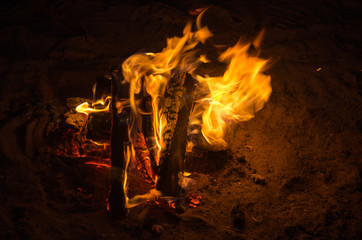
[231,203,245,230]
[250,174,266,185]
[152,225,164,235]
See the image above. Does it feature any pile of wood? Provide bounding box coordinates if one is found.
[107,66,196,217]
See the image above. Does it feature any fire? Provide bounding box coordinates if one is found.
[75,96,111,115]
[118,9,213,207]
[70,9,271,210]
[122,9,212,167]
[190,31,272,148]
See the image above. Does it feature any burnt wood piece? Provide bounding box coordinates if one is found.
[84,112,111,142]
[78,76,112,144]
[157,73,196,196]
[93,76,112,105]
[141,95,158,171]
[108,71,129,218]
[139,94,156,182]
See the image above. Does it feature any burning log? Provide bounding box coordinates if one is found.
[68,9,271,216]
[83,76,112,143]
[140,90,157,175]
[156,73,195,196]
[108,69,129,218]
[106,69,196,214]
[53,9,273,222]
[83,112,111,143]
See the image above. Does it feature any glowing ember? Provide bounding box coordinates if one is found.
[55,96,112,167]
[188,193,202,208]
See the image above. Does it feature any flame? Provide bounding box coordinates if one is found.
[75,96,111,116]
[84,161,111,168]
[122,9,212,165]
[56,91,112,163]
[189,7,208,16]
[190,33,272,148]
[118,10,213,207]
[118,9,271,208]
[123,144,163,208]
[199,54,210,63]
[65,9,272,210]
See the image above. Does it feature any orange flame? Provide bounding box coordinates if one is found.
[118,9,271,208]
[122,9,212,165]
[70,9,272,209]
[75,96,111,116]
[190,33,272,148]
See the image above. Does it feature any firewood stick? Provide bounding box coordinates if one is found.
[157,73,195,196]
[108,70,129,218]
[141,94,157,170]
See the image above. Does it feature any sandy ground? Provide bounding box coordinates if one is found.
[0,0,361,239]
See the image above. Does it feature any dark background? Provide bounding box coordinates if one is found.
[0,0,361,239]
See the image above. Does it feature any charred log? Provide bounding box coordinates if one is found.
[108,70,129,218]
[83,112,111,143]
[92,76,111,104]
[141,95,157,171]
[75,76,112,146]
[157,73,196,196]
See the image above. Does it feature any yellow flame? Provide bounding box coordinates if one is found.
[117,9,271,208]
[190,37,272,148]
[122,10,212,164]
[75,96,111,115]
[199,54,210,63]
[123,144,164,208]
[123,144,131,208]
